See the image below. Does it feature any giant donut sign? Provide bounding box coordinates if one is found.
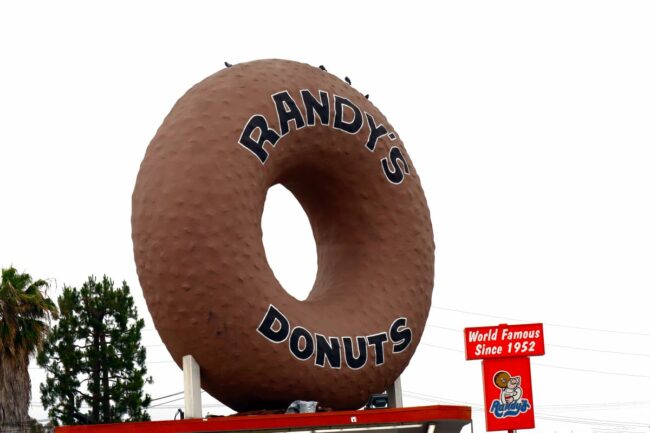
[132,59,435,411]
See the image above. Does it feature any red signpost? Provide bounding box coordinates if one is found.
[464,323,545,432]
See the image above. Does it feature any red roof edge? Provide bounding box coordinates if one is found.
[55,405,472,433]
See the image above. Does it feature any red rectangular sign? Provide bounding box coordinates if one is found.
[482,357,535,431]
[464,323,544,360]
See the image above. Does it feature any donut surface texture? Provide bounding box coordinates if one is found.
[132,59,434,411]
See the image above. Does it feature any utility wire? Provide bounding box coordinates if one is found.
[541,400,650,409]
[148,396,185,408]
[149,403,226,410]
[431,305,650,337]
[419,342,650,378]
[32,341,650,379]
[150,391,184,401]
[403,390,650,428]
[548,343,650,358]
[148,391,207,408]
[539,400,650,411]
[533,362,650,379]
[425,324,650,357]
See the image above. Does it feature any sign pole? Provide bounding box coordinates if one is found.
[183,355,203,419]
[387,376,403,408]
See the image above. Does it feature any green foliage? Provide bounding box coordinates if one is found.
[37,276,152,425]
[0,266,58,359]
[0,418,51,433]
[1,266,58,426]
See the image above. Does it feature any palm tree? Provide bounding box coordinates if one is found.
[0,267,58,429]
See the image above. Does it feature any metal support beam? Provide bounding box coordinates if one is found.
[387,376,403,408]
[183,355,203,418]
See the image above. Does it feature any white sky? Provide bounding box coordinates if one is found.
[1,1,649,432]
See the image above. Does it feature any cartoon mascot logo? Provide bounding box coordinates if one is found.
[489,370,531,418]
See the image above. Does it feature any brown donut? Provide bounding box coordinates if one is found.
[132,59,434,411]
[494,371,511,389]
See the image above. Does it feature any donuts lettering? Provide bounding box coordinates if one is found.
[257,304,413,369]
[132,59,435,411]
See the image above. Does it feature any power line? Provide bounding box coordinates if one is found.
[31,340,650,380]
[151,391,184,401]
[548,342,650,357]
[539,400,650,411]
[431,305,650,337]
[403,390,479,407]
[425,324,462,333]
[148,391,208,408]
[419,342,650,378]
[29,358,176,370]
[425,323,650,357]
[148,396,185,408]
[403,390,650,428]
[30,341,650,382]
[420,342,463,352]
[533,412,650,428]
[148,403,226,410]
[31,392,223,413]
[533,362,650,379]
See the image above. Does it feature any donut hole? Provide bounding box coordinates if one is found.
[262,184,317,301]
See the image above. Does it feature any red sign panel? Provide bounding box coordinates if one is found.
[482,357,535,431]
[464,323,544,360]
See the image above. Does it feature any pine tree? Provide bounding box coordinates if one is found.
[37,276,152,425]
